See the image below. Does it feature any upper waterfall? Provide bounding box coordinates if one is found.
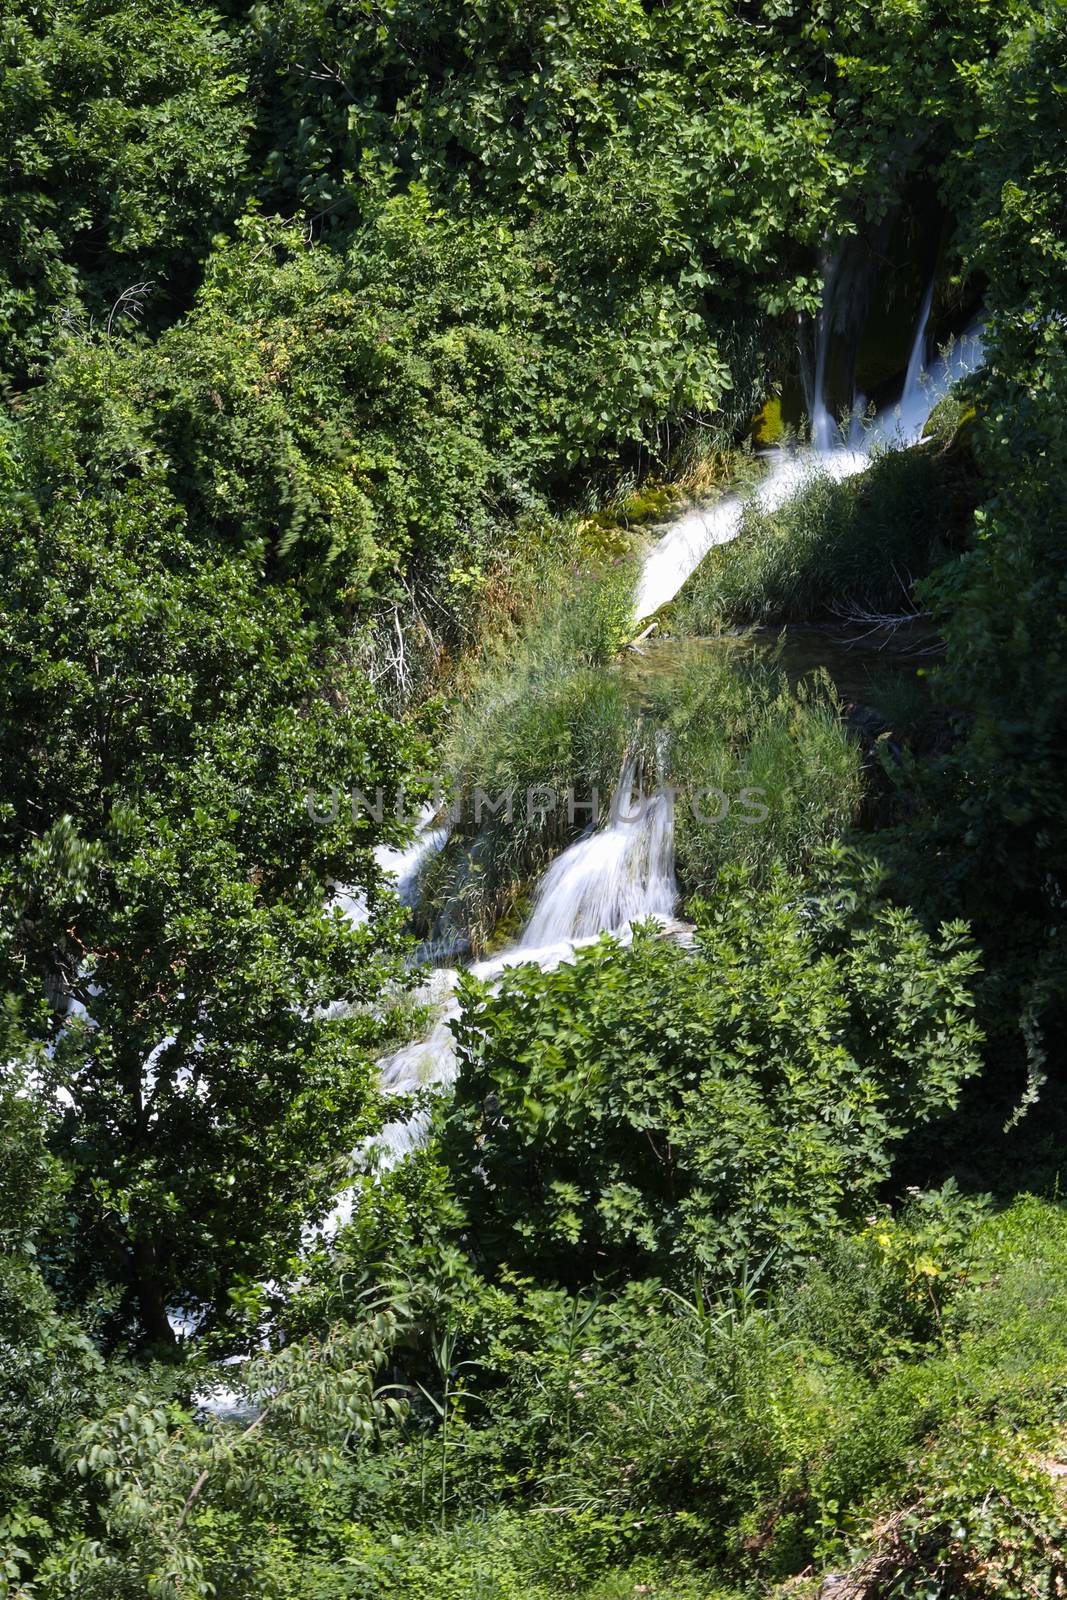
[633,302,984,625]
[902,278,936,411]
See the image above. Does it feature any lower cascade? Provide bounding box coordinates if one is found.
[519,752,677,948]
[355,754,682,1182]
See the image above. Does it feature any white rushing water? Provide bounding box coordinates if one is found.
[320,296,986,1222]
[634,448,870,622]
[321,757,681,1207]
[903,278,936,409]
[810,254,838,453]
[634,302,984,625]
[335,801,450,926]
[521,755,677,947]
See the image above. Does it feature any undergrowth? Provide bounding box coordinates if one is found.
[651,652,866,895]
[673,425,980,635]
[313,1192,1067,1600]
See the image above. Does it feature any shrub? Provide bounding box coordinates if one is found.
[438,860,983,1288]
[418,565,639,948]
[652,653,865,894]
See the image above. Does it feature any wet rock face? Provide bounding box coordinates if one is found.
[807,176,954,432]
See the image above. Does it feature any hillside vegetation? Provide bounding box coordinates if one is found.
[1,2,1066,1596]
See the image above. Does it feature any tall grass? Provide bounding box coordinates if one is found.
[649,650,865,894]
[452,427,751,686]
[417,563,641,950]
[674,433,978,633]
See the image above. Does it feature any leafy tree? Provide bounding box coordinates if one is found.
[0,1072,103,1586]
[0,468,422,1347]
[32,1310,404,1600]
[439,860,982,1287]
[245,0,858,453]
[0,0,250,383]
[881,10,1067,1057]
[14,207,550,635]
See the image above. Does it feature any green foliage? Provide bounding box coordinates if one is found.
[438,862,981,1287]
[675,431,979,633]
[0,469,422,1344]
[0,0,249,382]
[248,0,850,438]
[790,1183,990,1375]
[422,590,863,947]
[14,210,522,623]
[0,1078,105,1590]
[873,11,1067,1047]
[653,653,865,893]
[4,0,1067,1595]
[846,1421,1067,1599]
[419,564,638,947]
[43,1312,402,1600]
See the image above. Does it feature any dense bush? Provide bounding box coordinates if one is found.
[655,654,865,892]
[0,0,249,383]
[11,208,539,625]
[438,861,981,1286]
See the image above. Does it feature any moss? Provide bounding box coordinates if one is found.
[923,397,977,444]
[478,888,535,954]
[752,395,784,446]
[572,513,636,563]
[579,480,685,552]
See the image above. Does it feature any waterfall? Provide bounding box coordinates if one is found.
[633,310,984,624]
[848,392,868,450]
[520,754,677,948]
[634,446,869,623]
[325,755,681,1191]
[318,288,987,1222]
[867,312,984,451]
[810,256,837,451]
[901,278,935,415]
[335,801,450,926]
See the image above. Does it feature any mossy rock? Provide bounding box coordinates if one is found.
[923,398,977,445]
[575,514,638,562]
[624,483,682,522]
[579,482,684,554]
[752,396,784,447]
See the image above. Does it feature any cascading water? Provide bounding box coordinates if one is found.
[517,754,677,948]
[322,281,986,1218]
[810,257,838,452]
[335,801,450,926]
[326,755,681,1190]
[634,299,984,623]
[902,278,936,411]
[634,447,870,622]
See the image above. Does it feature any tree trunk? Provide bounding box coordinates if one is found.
[132,1237,178,1356]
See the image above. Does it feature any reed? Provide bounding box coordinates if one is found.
[418,564,642,951]
[674,434,976,632]
[648,650,865,894]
